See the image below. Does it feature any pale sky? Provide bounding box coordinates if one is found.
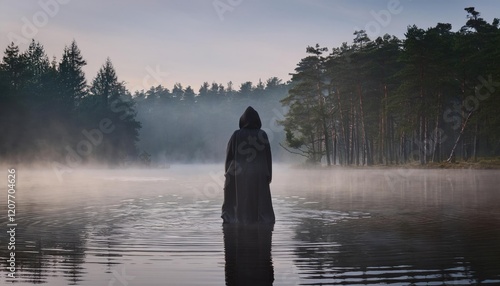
[1,0,499,92]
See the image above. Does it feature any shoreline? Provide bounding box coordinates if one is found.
[2,158,500,171]
[291,158,500,170]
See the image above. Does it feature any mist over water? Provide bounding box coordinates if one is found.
[1,165,500,285]
[134,87,290,165]
[2,3,500,285]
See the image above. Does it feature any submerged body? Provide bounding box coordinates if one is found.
[221,106,275,224]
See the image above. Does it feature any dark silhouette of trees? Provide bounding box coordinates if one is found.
[0,41,141,165]
[1,7,498,166]
[133,77,289,163]
[58,40,87,110]
[280,7,500,165]
[280,44,331,164]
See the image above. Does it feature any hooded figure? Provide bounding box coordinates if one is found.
[222,106,275,224]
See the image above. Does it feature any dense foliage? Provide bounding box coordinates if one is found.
[0,40,288,166]
[132,79,288,164]
[1,7,499,167]
[0,40,141,165]
[280,8,500,165]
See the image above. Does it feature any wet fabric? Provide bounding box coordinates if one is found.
[221,106,275,224]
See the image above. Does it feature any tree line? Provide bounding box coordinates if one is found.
[0,40,289,165]
[2,7,499,167]
[132,78,288,164]
[0,40,140,165]
[280,7,500,165]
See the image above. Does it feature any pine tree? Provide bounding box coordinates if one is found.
[280,44,331,164]
[182,85,196,102]
[172,83,184,100]
[453,7,500,159]
[87,58,141,164]
[89,58,119,106]
[23,40,50,87]
[58,40,87,109]
[1,42,24,92]
[239,81,253,96]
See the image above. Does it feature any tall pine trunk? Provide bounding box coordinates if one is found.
[336,88,349,166]
[358,84,368,165]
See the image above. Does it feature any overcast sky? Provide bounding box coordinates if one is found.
[1,0,499,92]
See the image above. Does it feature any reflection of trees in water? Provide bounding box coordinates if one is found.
[0,177,161,285]
[93,226,123,273]
[286,170,500,284]
[0,202,124,285]
[291,208,500,284]
[0,216,87,284]
[459,214,500,282]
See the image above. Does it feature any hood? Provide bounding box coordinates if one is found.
[239,106,262,129]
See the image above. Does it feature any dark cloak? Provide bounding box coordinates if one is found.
[221,106,275,224]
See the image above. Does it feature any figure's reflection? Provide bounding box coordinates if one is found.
[223,224,274,286]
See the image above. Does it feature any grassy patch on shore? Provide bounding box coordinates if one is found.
[292,157,500,169]
[428,157,500,169]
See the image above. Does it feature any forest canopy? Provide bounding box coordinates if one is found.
[0,39,288,167]
[280,7,500,165]
[1,7,499,167]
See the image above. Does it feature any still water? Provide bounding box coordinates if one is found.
[1,165,500,285]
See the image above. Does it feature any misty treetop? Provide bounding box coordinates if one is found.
[133,78,289,163]
[0,40,141,165]
[280,7,500,165]
[0,40,289,164]
[2,7,499,167]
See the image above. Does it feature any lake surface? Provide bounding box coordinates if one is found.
[1,165,500,285]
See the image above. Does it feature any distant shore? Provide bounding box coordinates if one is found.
[3,158,500,171]
[292,157,500,170]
